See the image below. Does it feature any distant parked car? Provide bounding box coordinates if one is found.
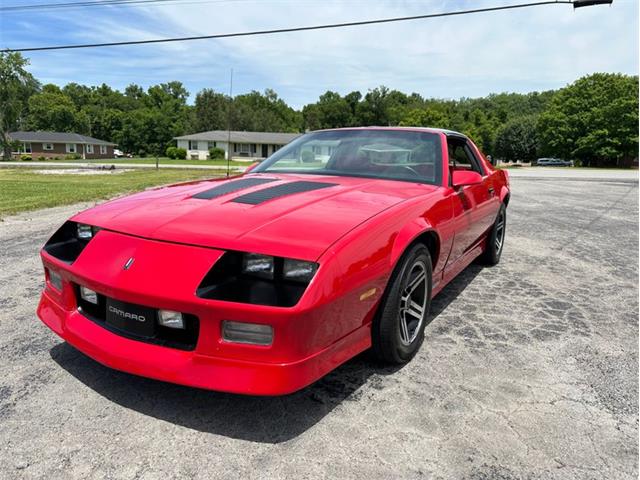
[113,149,132,158]
[536,157,573,167]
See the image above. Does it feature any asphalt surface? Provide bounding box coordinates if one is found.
[0,172,637,479]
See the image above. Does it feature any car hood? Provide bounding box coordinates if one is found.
[73,173,440,260]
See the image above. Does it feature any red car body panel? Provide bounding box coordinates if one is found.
[37,127,510,395]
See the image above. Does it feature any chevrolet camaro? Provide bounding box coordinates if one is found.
[37,127,510,395]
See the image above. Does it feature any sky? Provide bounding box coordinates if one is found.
[1,0,638,108]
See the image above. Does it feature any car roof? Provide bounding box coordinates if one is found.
[310,126,469,140]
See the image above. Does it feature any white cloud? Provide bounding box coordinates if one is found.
[6,0,638,107]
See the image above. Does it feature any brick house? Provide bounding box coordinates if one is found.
[9,131,117,160]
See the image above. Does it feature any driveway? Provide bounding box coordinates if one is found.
[0,173,637,479]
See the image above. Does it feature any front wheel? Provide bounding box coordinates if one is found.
[372,244,432,364]
[480,204,506,266]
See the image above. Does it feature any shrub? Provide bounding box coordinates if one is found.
[174,148,187,160]
[37,156,47,162]
[21,154,32,161]
[65,153,82,160]
[138,150,146,158]
[166,146,178,159]
[209,147,225,160]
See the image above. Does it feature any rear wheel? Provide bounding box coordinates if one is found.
[372,244,432,364]
[480,203,506,265]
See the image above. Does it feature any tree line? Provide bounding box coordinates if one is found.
[1,52,637,166]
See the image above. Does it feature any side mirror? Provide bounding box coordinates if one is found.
[452,170,483,188]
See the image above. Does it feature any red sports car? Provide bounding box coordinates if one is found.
[37,127,510,395]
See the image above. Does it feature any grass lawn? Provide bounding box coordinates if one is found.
[0,168,224,218]
[43,157,247,167]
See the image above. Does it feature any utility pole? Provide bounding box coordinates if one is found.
[226,68,233,178]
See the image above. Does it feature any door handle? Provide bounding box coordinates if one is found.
[488,186,495,196]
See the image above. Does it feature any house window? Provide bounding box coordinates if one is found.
[24,143,32,153]
[43,143,54,151]
[66,143,77,153]
[189,140,199,150]
[86,144,94,154]
[99,145,107,154]
[272,145,280,153]
[238,144,251,154]
[208,141,217,149]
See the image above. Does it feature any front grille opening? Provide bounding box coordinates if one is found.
[75,285,199,351]
[43,221,91,264]
[196,252,307,307]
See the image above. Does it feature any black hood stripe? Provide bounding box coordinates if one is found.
[232,181,337,205]
[192,177,276,200]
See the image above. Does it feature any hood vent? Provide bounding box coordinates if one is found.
[192,177,276,200]
[232,181,337,205]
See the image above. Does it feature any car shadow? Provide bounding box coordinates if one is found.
[429,263,484,323]
[50,342,403,443]
[49,263,483,444]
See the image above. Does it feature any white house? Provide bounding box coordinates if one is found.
[174,130,300,160]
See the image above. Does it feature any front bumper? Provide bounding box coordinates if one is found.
[38,289,370,395]
[37,229,372,395]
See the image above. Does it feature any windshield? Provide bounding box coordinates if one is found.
[254,129,443,185]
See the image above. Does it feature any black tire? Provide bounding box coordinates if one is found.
[372,243,432,364]
[480,203,506,266]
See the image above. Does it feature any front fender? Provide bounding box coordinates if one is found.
[499,185,510,205]
[389,218,438,269]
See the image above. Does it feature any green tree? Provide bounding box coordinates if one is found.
[231,89,299,132]
[344,91,362,121]
[302,91,352,130]
[398,107,449,128]
[538,73,639,167]
[0,52,40,159]
[357,86,392,125]
[62,83,93,109]
[26,87,89,133]
[494,115,539,162]
[193,89,229,132]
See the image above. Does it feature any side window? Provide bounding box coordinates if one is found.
[447,141,483,175]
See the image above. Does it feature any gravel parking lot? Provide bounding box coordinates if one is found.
[0,172,637,479]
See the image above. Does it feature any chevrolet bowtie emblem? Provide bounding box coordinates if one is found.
[123,257,135,270]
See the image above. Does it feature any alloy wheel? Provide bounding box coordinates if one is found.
[495,211,505,255]
[398,261,428,346]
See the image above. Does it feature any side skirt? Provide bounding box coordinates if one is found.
[432,240,485,298]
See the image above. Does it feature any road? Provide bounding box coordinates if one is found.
[505,167,638,182]
[0,173,637,479]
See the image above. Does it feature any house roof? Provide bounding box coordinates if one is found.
[9,131,117,146]
[174,130,300,145]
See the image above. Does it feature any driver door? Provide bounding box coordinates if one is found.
[447,139,497,256]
